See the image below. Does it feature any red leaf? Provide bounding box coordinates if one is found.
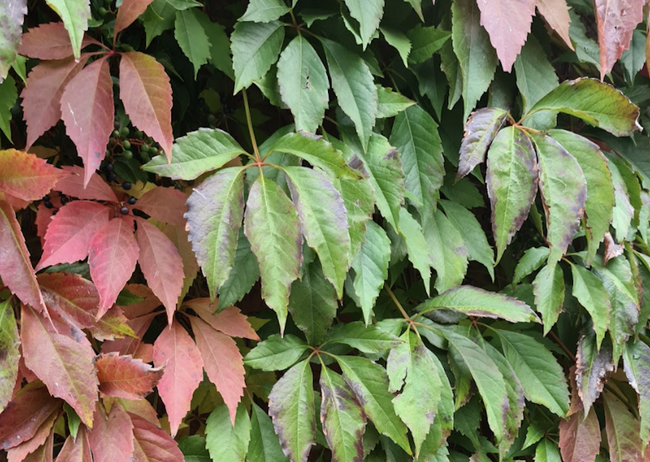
[21,57,89,150]
[89,306,138,341]
[161,223,199,283]
[38,272,100,329]
[133,187,188,226]
[153,322,204,436]
[0,149,68,202]
[134,217,183,325]
[190,316,245,424]
[559,407,601,462]
[6,410,57,462]
[185,299,259,341]
[535,0,574,50]
[22,431,53,462]
[56,426,91,462]
[88,403,134,462]
[133,343,153,363]
[114,0,155,36]
[119,52,173,160]
[119,284,162,319]
[0,387,60,450]
[89,217,140,317]
[21,305,98,427]
[130,414,184,462]
[37,201,111,270]
[18,22,98,60]
[101,313,156,357]
[95,352,163,399]
[60,57,115,186]
[0,200,45,311]
[54,166,118,202]
[595,0,644,79]
[35,203,53,245]
[119,398,159,426]
[476,0,536,72]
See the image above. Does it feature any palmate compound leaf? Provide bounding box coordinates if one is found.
[245,175,302,332]
[18,22,98,60]
[319,366,366,462]
[231,20,284,93]
[486,126,538,264]
[268,359,316,462]
[21,304,98,427]
[95,352,164,400]
[532,134,587,268]
[456,108,508,180]
[0,299,19,412]
[0,149,68,202]
[44,0,90,59]
[417,285,539,323]
[526,78,641,136]
[0,0,26,81]
[60,57,114,186]
[595,0,644,79]
[623,339,650,446]
[88,402,134,462]
[285,167,350,297]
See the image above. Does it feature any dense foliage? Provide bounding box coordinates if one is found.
[1,0,650,460]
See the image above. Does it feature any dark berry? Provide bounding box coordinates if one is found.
[120,127,130,138]
[122,150,133,160]
[112,129,120,138]
[122,140,131,150]
[122,181,132,190]
[43,194,50,201]
[119,206,129,215]
[60,195,69,205]
[44,200,53,209]
[105,162,114,172]
[127,196,136,205]
[114,120,120,129]
[107,172,117,182]
[51,209,58,216]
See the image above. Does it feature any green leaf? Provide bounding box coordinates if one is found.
[143,0,176,47]
[603,392,643,461]
[486,126,538,264]
[218,230,260,309]
[620,31,645,83]
[576,332,614,414]
[418,285,538,323]
[248,403,289,462]
[457,107,508,180]
[336,355,411,454]
[496,330,569,416]
[376,85,415,119]
[46,0,89,59]
[532,264,565,334]
[535,438,562,462]
[608,159,635,241]
[335,176,375,256]
[352,221,391,324]
[526,78,641,137]
[324,321,401,354]
[423,209,468,293]
[206,403,251,461]
[407,25,451,65]
[232,20,285,93]
[0,76,16,141]
[185,168,244,300]
[623,339,650,446]
[319,367,367,462]
[63,402,80,439]
[451,0,498,121]
[0,2,25,81]
[179,436,210,462]
[174,9,211,77]
[244,176,302,331]
[380,28,411,67]
[143,128,247,180]
[195,13,234,79]
[443,330,509,443]
[570,264,611,349]
[532,134,587,268]
[513,247,550,285]
[549,130,614,265]
[439,200,495,280]
[568,10,600,68]
[244,334,309,371]
[513,35,559,130]
[389,105,445,215]
[266,132,355,179]
[398,208,432,294]
[288,262,337,345]
[277,36,329,134]
[321,38,377,150]
[268,360,316,461]
[0,299,18,412]
[342,0,384,49]
[241,0,290,23]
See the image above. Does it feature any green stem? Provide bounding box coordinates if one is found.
[242,88,261,162]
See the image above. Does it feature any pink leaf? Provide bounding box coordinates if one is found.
[56,426,92,462]
[89,217,140,317]
[118,398,159,426]
[88,403,134,462]
[0,149,68,202]
[559,406,601,462]
[185,299,259,340]
[88,306,137,342]
[119,284,162,318]
[153,322,204,436]
[595,0,644,79]
[38,272,100,329]
[190,316,245,424]
[54,166,118,202]
[133,187,187,226]
[21,304,98,427]
[22,431,53,462]
[0,387,60,450]
[95,352,164,400]
[37,201,111,270]
[476,0,536,72]
[114,0,155,36]
[119,52,173,160]
[6,411,57,462]
[101,313,157,357]
[35,203,53,245]
[130,414,184,462]
[60,57,115,186]
[535,0,574,50]
[21,57,89,150]
[134,217,184,325]
[18,22,98,60]
[0,200,45,311]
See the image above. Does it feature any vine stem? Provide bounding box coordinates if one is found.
[242,88,262,164]
[385,286,422,340]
